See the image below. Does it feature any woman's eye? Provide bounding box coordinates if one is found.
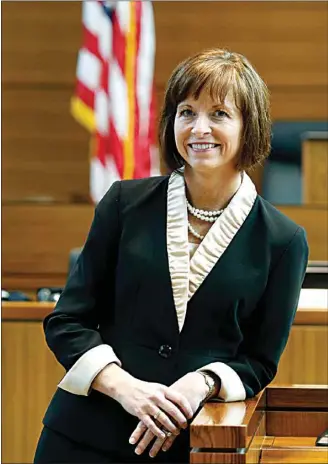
[213,110,228,118]
[179,109,194,117]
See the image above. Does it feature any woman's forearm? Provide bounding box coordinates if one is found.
[91,363,134,400]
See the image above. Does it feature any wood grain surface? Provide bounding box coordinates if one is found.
[190,392,265,448]
[266,411,328,437]
[302,139,328,206]
[2,1,327,205]
[2,205,327,292]
[266,385,328,409]
[2,321,65,464]
[274,326,328,386]
[261,436,328,464]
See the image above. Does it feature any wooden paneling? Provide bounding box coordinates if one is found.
[2,309,327,464]
[270,88,328,120]
[2,302,55,321]
[2,2,82,85]
[274,326,328,385]
[2,1,327,204]
[261,437,328,464]
[154,2,328,87]
[3,204,326,291]
[267,386,328,409]
[3,2,327,87]
[2,88,90,202]
[266,411,328,437]
[2,204,94,279]
[277,206,328,261]
[2,321,65,464]
[302,139,328,206]
[295,308,328,325]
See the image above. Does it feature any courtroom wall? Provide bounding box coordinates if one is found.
[2,1,327,290]
[2,1,327,203]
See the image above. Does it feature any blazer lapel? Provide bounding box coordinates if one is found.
[166,171,189,332]
[188,173,257,300]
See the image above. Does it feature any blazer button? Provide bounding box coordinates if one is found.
[158,344,172,359]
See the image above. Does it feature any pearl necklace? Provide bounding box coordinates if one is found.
[188,222,205,240]
[186,198,224,241]
[186,199,223,222]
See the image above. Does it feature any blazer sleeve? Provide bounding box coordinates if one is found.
[200,226,309,401]
[43,181,122,376]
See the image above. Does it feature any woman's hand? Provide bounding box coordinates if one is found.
[129,371,208,457]
[92,363,193,439]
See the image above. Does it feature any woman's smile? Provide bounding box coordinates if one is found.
[187,142,221,153]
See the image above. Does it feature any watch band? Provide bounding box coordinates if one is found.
[198,371,217,402]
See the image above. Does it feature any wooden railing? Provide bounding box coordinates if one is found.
[190,385,328,463]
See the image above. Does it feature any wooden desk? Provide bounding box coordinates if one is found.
[190,385,328,463]
[2,302,327,463]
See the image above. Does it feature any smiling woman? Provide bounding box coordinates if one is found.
[34,48,308,463]
[160,48,271,174]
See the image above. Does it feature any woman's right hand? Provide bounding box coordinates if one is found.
[91,363,193,439]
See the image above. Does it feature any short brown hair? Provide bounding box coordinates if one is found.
[159,48,271,172]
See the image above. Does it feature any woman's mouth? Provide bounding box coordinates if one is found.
[188,143,220,152]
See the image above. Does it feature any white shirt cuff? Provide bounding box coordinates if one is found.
[58,344,122,396]
[198,362,246,402]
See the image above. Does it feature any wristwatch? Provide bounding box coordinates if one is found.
[198,371,220,402]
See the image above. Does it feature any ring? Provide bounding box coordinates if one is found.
[153,410,161,421]
[161,428,172,439]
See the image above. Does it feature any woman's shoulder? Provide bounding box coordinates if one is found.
[254,195,308,247]
[99,175,169,205]
[120,175,169,193]
[118,175,170,206]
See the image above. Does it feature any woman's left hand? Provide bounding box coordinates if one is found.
[129,372,208,458]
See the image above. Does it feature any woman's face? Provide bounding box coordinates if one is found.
[174,90,243,173]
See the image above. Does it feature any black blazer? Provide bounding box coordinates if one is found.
[42,175,308,455]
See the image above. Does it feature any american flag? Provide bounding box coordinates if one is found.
[71,1,158,203]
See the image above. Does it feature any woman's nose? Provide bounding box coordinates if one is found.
[191,115,212,136]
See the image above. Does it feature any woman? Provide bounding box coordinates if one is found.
[34,48,308,463]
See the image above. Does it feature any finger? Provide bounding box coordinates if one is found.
[129,421,147,445]
[157,394,191,431]
[149,431,174,458]
[139,414,167,441]
[165,389,194,420]
[135,428,158,456]
[162,432,178,453]
[151,403,181,435]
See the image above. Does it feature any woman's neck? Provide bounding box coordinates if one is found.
[184,166,242,211]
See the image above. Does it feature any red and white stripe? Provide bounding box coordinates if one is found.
[71,1,158,203]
